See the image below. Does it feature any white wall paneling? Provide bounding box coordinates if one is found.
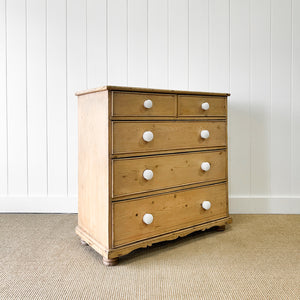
[292,0,300,195]
[270,0,292,195]
[86,0,106,88]
[47,0,67,195]
[148,0,168,88]
[67,0,86,198]
[27,0,47,195]
[250,0,270,196]
[6,0,27,195]
[169,0,189,90]
[188,0,209,91]
[209,0,230,93]
[0,0,299,213]
[107,0,127,86]
[229,0,251,196]
[128,0,147,87]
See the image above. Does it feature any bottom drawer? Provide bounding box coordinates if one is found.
[113,182,228,247]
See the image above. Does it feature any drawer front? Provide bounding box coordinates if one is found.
[113,150,226,198]
[112,92,176,117]
[113,183,228,247]
[112,121,226,154]
[178,95,226,117]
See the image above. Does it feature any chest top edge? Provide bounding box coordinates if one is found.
[75,85,230,97]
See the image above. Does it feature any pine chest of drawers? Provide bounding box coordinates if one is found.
[75,86,232,266]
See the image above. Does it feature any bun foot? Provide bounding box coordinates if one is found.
[216,225,226,231]
[80,239,88,245]
[103,257,119,266]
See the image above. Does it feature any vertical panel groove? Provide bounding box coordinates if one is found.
[290,0,294,193]
[106,0,108,84]
[208,1,210,91]
[249,0,252,195]
[167,0,169,89]
[5,0,8,195]
[126,0,128,86]
[85,0,88,88]
[45,0,48,195]
[25,0,28,195]
[228,0,230,92]
[269,0,272,199]
[65,0,68,195]
[187,0,189,90]
[146,0,148,87]
[228,0,230,196]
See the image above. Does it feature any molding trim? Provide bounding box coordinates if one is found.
[229,196,300,214]
[0,196,77,213]
[0,195,299,214]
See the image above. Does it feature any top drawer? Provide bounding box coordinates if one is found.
[112,92,176,117]
[178,95,226,117]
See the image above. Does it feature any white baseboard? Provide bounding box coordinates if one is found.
[0,195,299,214]
[229,196,300,214]
[0,196,77,213]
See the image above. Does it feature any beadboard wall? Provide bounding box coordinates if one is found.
[0,0,299,213]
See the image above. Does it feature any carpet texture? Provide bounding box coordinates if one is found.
[0,214,299,299]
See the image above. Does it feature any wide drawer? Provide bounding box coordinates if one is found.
[112,92,176,117]
[113,150,226,198]
[113,183,228,247]
[178,95,226,117]
[112,121,226,154]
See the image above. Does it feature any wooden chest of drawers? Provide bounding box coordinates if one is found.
[75,86,232,266]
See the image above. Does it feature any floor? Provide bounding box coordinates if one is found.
[1,214,299,299]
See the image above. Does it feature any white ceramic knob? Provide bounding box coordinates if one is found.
[143,169,153,180]
[143,213,153,225]
[201,162,211,172]
[144,99,153,109]
[143,131,154,142]
[202,201,211,210]
[202,102,210,110]
[200,130,210,139]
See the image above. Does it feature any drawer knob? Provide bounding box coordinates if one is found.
[202,200,211,210]
[200,130,210,139]
[143,213,154,225]
[143,131,154,142]
[143,169,154,180]
[201,162,211,171]
[144,99,153,109]
[202,102,210,110]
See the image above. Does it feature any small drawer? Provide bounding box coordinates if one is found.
[112,92,176,117]
[112,150,227,198]
[178,95,226,117]
[113,183,228,246]
[112,121,226,154]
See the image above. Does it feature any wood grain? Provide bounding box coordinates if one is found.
[76,85,230,97]
[113,182,228,247]
[78,90,110,248]
[76,216,232,259]
[112,91,176,117]
[76,86,230,264]
[113,150,227,197]
[113,121,227,154]
[178,95,226,117]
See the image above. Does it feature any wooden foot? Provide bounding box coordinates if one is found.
[80,239,88,246]
[103,257,119,266]
[216,225,226,231]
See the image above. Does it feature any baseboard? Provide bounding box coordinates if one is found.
[0,195,299,214]
[0,196,77,213]
[229,196,300,214]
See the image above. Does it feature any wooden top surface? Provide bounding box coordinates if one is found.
[75,85,230,97]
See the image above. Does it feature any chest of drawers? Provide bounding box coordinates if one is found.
[75,86,232,266]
